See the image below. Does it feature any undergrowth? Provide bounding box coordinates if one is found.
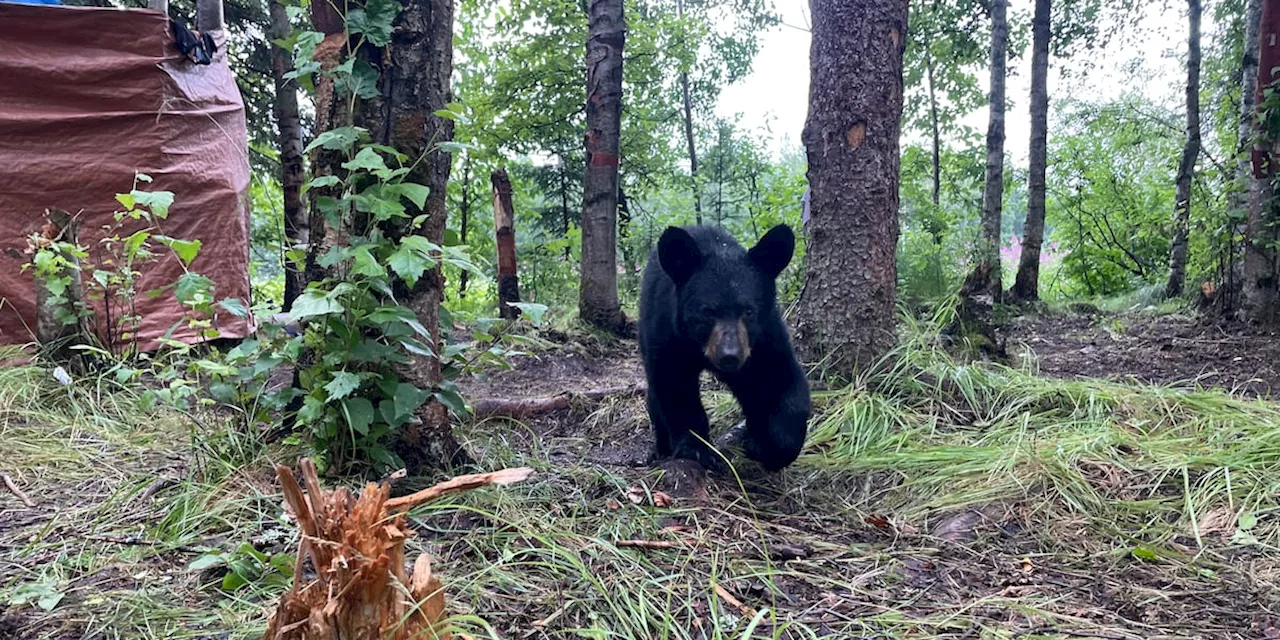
[3,315,1280,638]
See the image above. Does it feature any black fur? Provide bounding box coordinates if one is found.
[637,224,811,471]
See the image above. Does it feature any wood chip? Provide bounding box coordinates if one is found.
[712,582,756,618]
[2,473,35,508]
[615,539,680,550]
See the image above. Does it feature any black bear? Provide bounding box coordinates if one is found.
[637,224,811,471]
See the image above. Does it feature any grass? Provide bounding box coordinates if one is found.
[3,319,1280,639]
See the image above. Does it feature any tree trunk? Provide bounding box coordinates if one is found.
[306,0,466,472]
[558,158,571,260]
[794,0,907,374]
[925,50,941,211]
[457,158,471,298]
[270,0,307,312]
[1165,0,1202,299]
[1011,0,1050,302]
[491,168,522,319]
[32,210,88,368]
[964,0,1007,299]
[1243,0,1280,323]
[579,0,627,333]
[1224,0,1262,314]
[678,0,703,226]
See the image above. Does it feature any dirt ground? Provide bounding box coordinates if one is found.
[4,312,1280,638]
[1006,312,1280,396]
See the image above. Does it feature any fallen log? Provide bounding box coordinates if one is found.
[470,384,646,419]
[262,458,533,640]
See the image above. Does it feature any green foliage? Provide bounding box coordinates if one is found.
[189,543,294,593]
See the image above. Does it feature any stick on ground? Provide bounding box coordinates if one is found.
[2,473,35,508]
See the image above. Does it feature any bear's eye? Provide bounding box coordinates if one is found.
[700,305,716,318]
[743,308,756,320]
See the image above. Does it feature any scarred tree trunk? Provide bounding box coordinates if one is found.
[1243,0,1280,323]
[964,0,1007,298]
[1011,0,1050,302]
[305,0,466,472]
[269,0,307,312]
[678,0,703,226]
[794,0,907,374]
[491,168,522,319]
[579,0,627,332]
[1165,0,1202,299]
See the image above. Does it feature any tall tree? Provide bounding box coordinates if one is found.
[1243,0,1280,321]
[305,0,465,470]
[677,0,704,225]
[268,0,307,311]
[579,0,628,332]
[1165,0,1203,298]
[491,168,522,319]
[795,0,908,372]
[966,0,1008,296]
[1011,0,1051,301]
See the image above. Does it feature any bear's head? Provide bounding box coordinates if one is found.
[657,224,795,373]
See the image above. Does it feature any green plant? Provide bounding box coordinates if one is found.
[190,543,294,593]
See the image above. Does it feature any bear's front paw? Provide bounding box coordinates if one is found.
[671,439,727,475]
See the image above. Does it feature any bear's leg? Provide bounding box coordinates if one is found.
[645,370,717,468]
[734,376,810,471]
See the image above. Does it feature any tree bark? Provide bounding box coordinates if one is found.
[491,168,522,319]
[677,0,704,226]
[925,50,941,211]
[1011,0,1050,302]
[306,0,466,472]
[1224,0,1262,314]
[457,158,472,298]
[1164,0,1202,299]
[1243,0,1280,323]
[965,0,1007,299]
[269,0,308,312]
[579,0,628,333]
[794,0,907,374]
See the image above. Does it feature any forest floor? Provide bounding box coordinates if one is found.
[2,309,1280,639]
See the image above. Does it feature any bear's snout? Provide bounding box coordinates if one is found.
[704,319,751,372]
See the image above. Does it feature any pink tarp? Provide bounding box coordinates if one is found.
[0,3,254,351]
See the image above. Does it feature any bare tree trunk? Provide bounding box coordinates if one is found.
[457,158,472,298]
[1224,0,1262,314]
[269,0,307,312]
[678,0,703,226]
[491,168,522,319]
[963,0,1007,299]
[1011,0,1050,302]
[794,0,907,374]
[1243,0,1280,323]
[925,51,941,211]
[579,0,627,333]
[558,158,571,260]
[32,210,88,368]
[1165,0,1202,299]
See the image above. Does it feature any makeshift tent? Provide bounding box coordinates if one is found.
[0,1,254,352]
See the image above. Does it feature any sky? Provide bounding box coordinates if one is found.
[713,0,1198,163]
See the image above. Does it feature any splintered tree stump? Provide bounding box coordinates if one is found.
[262,458,533,640]
[490,168,522,319]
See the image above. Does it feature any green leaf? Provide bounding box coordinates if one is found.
[1130,546,1159,562]
[123,230,151,256]
[400,339,435,357]
[435,383,469,417]
[343,147,391,174]
[188,553,227,572]
[442,228,461,246]
[304,127,366,155]
[1238,511,1258,531]
[336,59,380,100]
[155,236,202,266]
[507,302,549,324]
[351,246,387,278]
[393,383,431,420]
[391,183,430,209]
[346,0,397,46]
[307,175,341,190]
[133,189,175,218]
[218,298,249,318]
[290,290,343,320]
[175,272,214,305]
[342,397,375,436]
[388,244,431,287]
[36,591,65,611]
[324,371,362,401]
[437,141,470,155]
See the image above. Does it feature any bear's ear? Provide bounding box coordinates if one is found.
[657,226,702,286]
[748,224,795,279]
